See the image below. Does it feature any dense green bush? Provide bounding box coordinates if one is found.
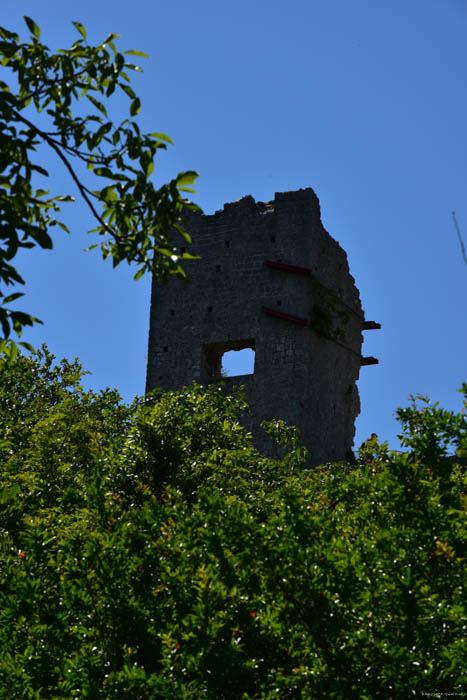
[0,348,466,698]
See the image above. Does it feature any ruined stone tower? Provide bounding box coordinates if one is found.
[146,188,378,465]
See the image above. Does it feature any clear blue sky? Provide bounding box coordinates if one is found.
[3,0,466,452]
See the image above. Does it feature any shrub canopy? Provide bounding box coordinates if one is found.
[0,347,466,698]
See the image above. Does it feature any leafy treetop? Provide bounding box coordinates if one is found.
[0,17,200,357]
[0,347,466,697]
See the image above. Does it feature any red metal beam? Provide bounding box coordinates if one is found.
[361,356,379,366]
[262,306,308,326]
[264,259,312,275]
[362,321,381,330]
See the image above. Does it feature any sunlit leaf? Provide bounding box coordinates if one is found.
[23,16,40,39]
[149,132,174,145]
[176,171,199,187]
[72,21,87,40]
[130,97,141,116]
[87,95,108,117]
[102,33,119,45]
[124,50,149,58]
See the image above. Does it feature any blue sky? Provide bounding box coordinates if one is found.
[2,0,466,452]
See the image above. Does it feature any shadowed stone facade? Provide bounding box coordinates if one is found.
[146,188,370,465]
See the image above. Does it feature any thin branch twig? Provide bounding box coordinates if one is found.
[11,106,116,238]
[452,211,467,267]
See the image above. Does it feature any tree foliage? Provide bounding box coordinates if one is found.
[0,347,466,698]
[0,17,199,356]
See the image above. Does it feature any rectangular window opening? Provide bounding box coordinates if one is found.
[202,339,256,380]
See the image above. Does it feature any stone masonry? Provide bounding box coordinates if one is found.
[146,188,376,465]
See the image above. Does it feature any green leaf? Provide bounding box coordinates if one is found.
[5,339,17,360]
[149,132,174,145]
[176,228,192,244]
[119,83,136,100]
[130,98,141,116]
[157,248,178,258]
[87,95,108,117]
[102,33,119,45]
[0,315,10,339]
[31,164,49,177]
[179,252,199,260]
[115,53,125,72]
[9,342,18,361]
[0,484,20,504]
[100,186,118,202]
[124,50,149,58]
[72,21,87,40]
[176,171,199,187]
[94,167,113,178]
[3,292,24,304]
[133,267,145,281]
[29,227,53,249]
[54,195,75,202]
[0,27,19,41]
[24,16,40,39]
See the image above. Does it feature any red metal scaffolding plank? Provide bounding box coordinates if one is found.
[264,259,312,275]
[262,306,308,326]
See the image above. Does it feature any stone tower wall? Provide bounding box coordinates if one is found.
[146,188,364,465]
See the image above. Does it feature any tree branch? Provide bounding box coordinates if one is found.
[18,65,92,108]
[11,106,115,237]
